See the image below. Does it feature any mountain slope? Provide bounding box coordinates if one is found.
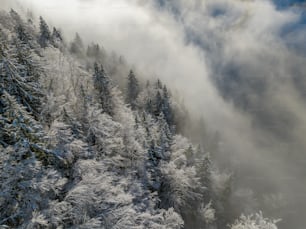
[0,9,277,229]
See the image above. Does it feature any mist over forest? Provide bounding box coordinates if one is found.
[1,0,306,228]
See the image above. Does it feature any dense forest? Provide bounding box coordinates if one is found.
[0,9,279,229]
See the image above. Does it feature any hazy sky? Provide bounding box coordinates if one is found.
[2,0,306,228]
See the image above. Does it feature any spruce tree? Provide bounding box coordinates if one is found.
[162,85,174,126]
[156,113,172,161]
[93,63,113,116]
[52,27,62,42]
[16,24,30,44]
[38,16,51,48]
[126,70,140,110]
[0,43,43,117]
[86,43,104,60]
[155,90,163,116]
[0,91,53,163]
[70,33,84,56]
[51,27,63,47]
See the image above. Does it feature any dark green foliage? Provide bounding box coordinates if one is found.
[51,27,63,48]
[13,14,37,50]
[156,113,172,159]
[52,27,62,42]
[0,42,43,117]
[143,79,174,128]
[0,145,44,227]
[16,24,30,44]
[0,91,58,165]
[93,62,113,116]
[195,148,213,201]
[38,16,51,48]
[126,70,140,110]
[161,86,174,125]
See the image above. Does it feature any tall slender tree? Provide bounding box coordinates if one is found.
[126,70,140,110]
[70,33,84,57]
[93,63,113,116]
[0,43,43,117]
[38,16,51,48]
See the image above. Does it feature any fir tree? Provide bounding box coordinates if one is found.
[52,27,62,42]
[93,63,113,116]
[162,85,174,126]
[146,140,162,191]
[9,9,22,24]
[70,33,84,57]
[230,212,279,229]
[16,24,30,44]
[86,43,104,60]
[126,70,140,110]
[155,90,163,116]
[51,27,63,48]
[0,91,60,165]
[0,44,43,117]
[38,16,51,48]
[156,113,172,160]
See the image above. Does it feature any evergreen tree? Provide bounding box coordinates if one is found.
[155,90,163,116]
[51,27,63,47]
[70,33,84,56]
[156,113,172,160]
[14,40,40,81]
[145,98,154,114]
[16,24,30,44]
[156,78,163,89]
[0,91,59,164]
[195,148,212,202]
[52,27,62,42]
[230,212,279,229]
[9,9,22,24]
[126,70,140,110]
[86,43,104,60]
[38,16,51,48]
[162,85,174,126]
[13,13,36,50]
[93,63,113,116]
[146,140,163,191]
[141,80,174,129]
[0,43,43,117]
[0,144,66,228]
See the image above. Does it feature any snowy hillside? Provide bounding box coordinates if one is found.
[0,9,278,229]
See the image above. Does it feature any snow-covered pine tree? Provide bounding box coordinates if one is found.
[16,24,30,44]
[38,16,51,48]
[93,62,113,116]
[0,91,62,163]
[70,32,85,57]
[230,212,279,229]
[126,69,140,110]
[86,43,104,60]
[12,10,37,50]
[51,27,63,48]
[0,39,43,118]
[162,85,174,127]
[0,91,67,228]
[0,143,67,228]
